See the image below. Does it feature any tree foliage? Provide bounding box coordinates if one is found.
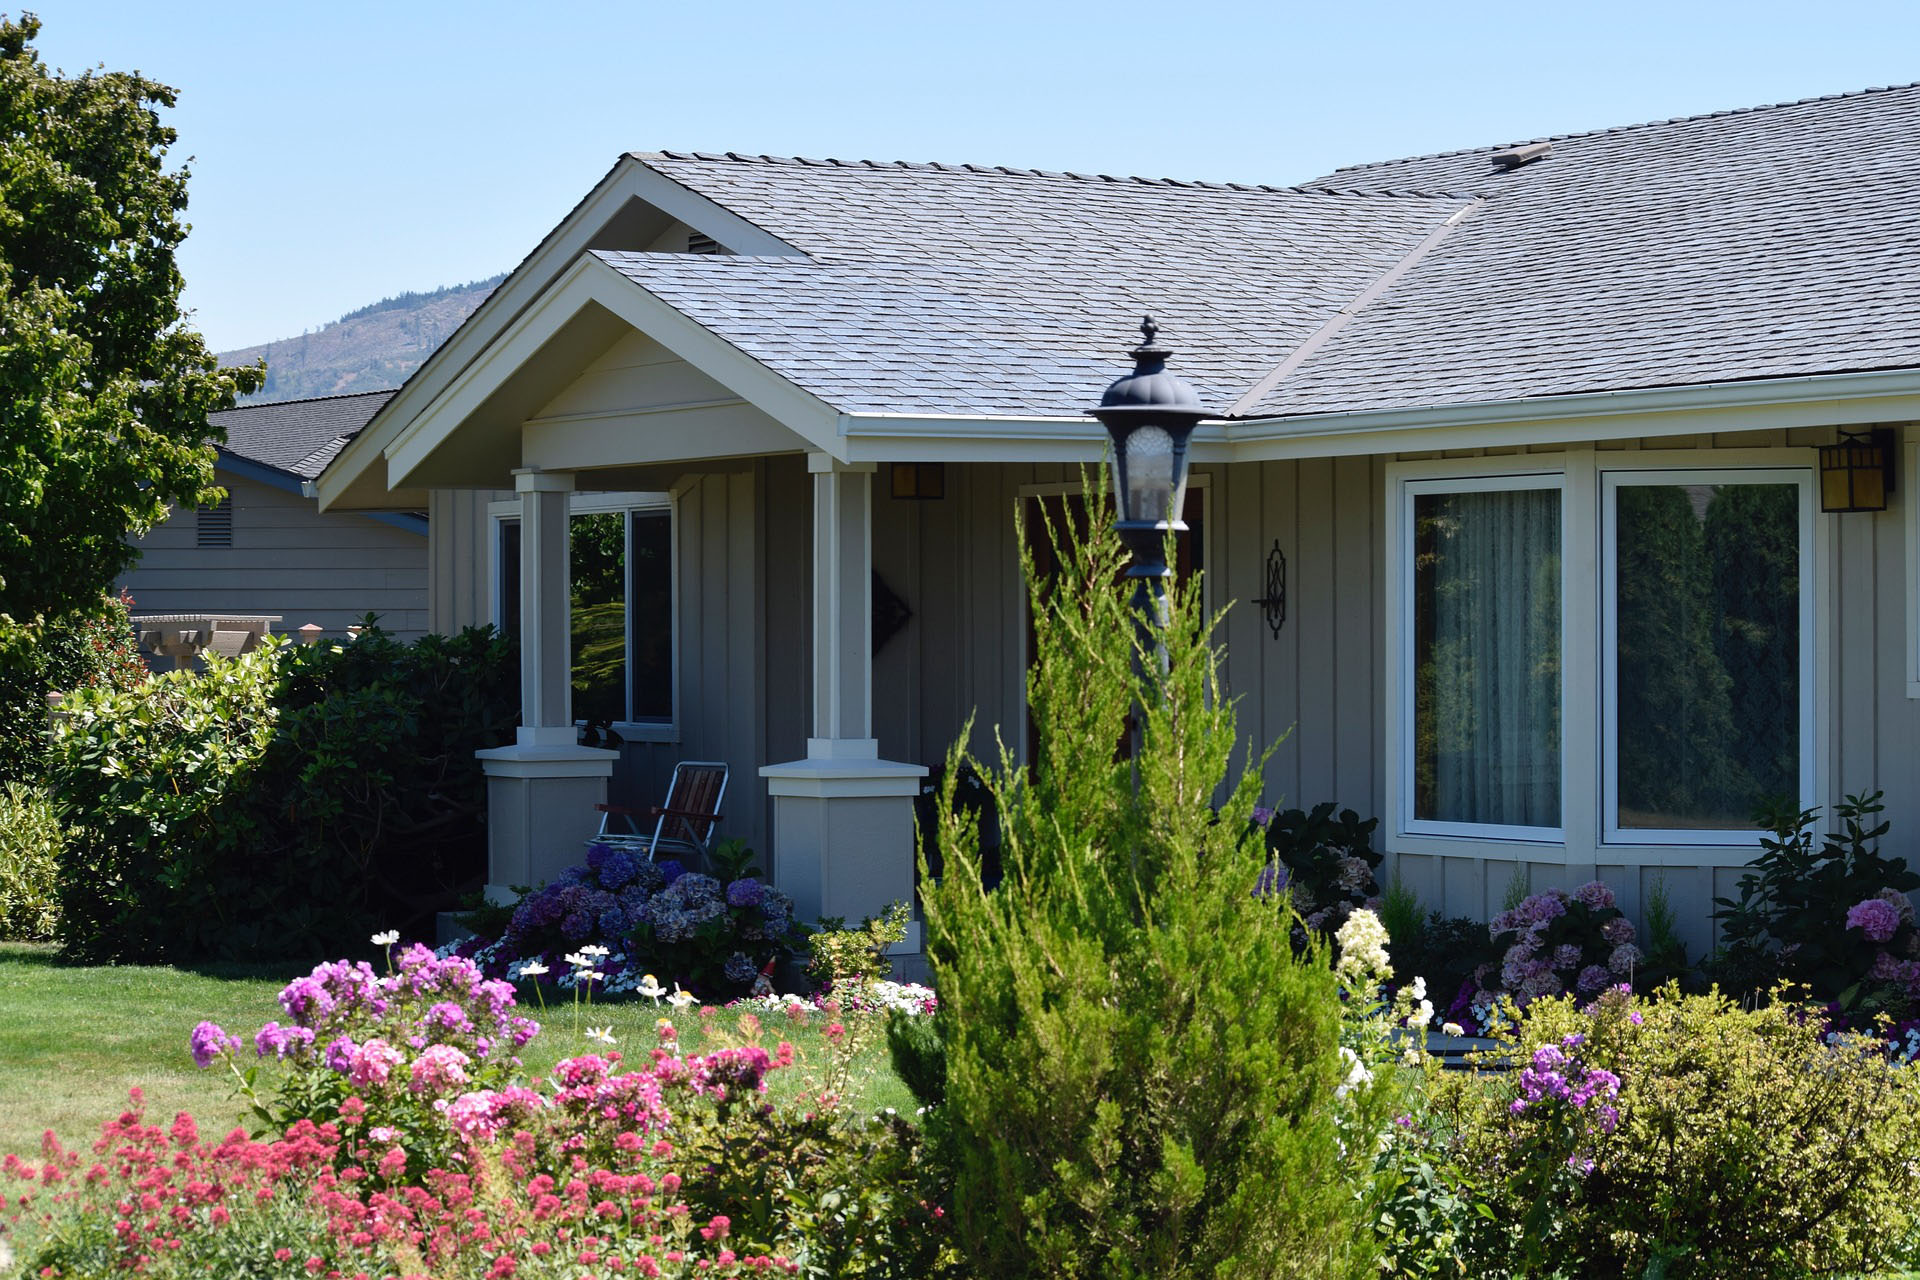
[0,14,260,644]
[919,483,1375,1278]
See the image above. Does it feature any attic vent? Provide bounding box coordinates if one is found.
[197,494,233,548]
[686,231,722,254]
[1491,141,1552,169]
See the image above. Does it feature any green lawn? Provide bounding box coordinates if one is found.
[0,942,911,1159]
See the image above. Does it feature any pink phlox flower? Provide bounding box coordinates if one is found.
[408,1044,472,1096]
[347,1039,405,1090]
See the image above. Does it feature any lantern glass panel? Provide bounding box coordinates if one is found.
[1820,463,1855,512]
[1123,426,1176,524]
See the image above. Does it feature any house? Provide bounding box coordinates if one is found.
[120,391,430,656]
[313,84,1920,958]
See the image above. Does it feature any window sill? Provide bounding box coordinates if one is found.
[609,721,680,744]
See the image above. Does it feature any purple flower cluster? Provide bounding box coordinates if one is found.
[216,942,537,1082]
[1489,882,1643,1007]
[1509,1034,1622,1136]
[1847,896,1903,944]
[504,846,671,954]
[189,1021,240,1069]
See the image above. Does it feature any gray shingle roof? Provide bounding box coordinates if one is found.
[609,84,1920,422]
[607,157,1461,417]
[211,390,396,479]
[1263,82,1920,415]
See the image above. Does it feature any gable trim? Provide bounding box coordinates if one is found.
[380,255,841,491]
[316,156,805,512]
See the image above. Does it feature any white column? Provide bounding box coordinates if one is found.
[476,466,616,901]
[516,467,577,748]
[762,453,926,968]
[809,455,879,758]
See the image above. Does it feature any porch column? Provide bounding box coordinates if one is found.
[476,467,617,902]
[761,455,927,967]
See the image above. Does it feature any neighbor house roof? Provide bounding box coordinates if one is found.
[596,82,1920,422]
[212,390,398,480]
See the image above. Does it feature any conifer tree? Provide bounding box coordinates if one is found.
[922,484,1380,1278]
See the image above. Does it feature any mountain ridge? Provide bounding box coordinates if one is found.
[218,273,505,403]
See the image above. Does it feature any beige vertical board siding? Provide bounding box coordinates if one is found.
[121,472,428,642]
[428,488,508,633]
[871,473,920,763]
[1219,462,1265,804]
[762,456,812,768]
[1295,457,1337,807]
[1263,459,1303,807]
[1838,499,1878,801]
[912,462,966,771]
[1873,473,1920,861]
[1334,455,1376,812]
[667,470,767,861]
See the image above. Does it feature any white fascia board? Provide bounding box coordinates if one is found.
[385,256,841,488]
[1226,368,1920,460]
[315,156,802,511]
[837,412,1230,463]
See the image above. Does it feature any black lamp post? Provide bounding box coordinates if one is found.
[1089,316,1215,629]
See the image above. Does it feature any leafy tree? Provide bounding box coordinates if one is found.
[0,14,260,648]
[918,487,1378,1278]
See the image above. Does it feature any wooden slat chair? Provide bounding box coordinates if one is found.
[590,761,729,865]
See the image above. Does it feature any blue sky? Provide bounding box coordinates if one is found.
[26,0,1920,352]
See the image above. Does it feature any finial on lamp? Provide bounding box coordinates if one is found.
[1139,315,1158,347]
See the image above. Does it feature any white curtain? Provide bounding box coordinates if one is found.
[1415,488,1561,828]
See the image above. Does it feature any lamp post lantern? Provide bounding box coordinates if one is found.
[1089,316,1216,628]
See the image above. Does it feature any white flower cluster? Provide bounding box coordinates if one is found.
[725,978,938,1018]
[1333,908,1393,989]
[1335,1046,1373,1099]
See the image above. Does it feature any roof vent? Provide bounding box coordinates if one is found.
[686,230,722,254]
[1490,141,1552,170]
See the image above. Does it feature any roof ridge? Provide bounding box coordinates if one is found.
[1323,81,1920,176]
[632,149,1466,200]
[214,388,400,412]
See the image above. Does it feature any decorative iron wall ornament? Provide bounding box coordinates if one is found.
[1252,539,1288,638]
[872,570,913,655]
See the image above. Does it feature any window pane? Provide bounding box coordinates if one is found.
[1615,483,1799,830]
[629,511,673,722]
[498,521,520,638]
[1414,489,1561,828]
[570,511,627,724]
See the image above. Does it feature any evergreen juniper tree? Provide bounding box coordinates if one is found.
[921,483,1380,1278]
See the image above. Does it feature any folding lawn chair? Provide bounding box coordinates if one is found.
[589,760,729,865]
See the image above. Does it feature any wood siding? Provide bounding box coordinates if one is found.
[120,472,428,643]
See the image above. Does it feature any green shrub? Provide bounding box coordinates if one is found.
[51,624,516,964]
[0,781,63,939]
[1416,983,1920,1277]
[808,899,912,992]
[1257,801,1383,933]
[1713,791,1920,1010]
[0,589,145,783]
[923,491,1380,1279]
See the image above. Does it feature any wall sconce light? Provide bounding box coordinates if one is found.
[1819,428,1896,513]
[890,462,946,500]
[1252,540,1288,638]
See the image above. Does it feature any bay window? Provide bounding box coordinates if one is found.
[1391,456,1818,852]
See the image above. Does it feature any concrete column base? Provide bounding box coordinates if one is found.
[477,743,619,902]
[760,755,928,969]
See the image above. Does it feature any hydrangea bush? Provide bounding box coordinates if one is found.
[1252,802,1384,934]
[481,839,805,999]
[1487,882,1641,1006]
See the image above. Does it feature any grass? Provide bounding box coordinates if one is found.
[0,941,911,1160]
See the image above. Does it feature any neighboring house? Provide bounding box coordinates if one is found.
[121,391,429,653]
[314,84,1920,958]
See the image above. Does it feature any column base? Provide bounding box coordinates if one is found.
[478,743,619,900]
[760,754,928,965]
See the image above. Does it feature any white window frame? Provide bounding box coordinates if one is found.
[1393,469,1570,845]
[488,490,680,743]
[1385,449,1827,865]
[1600,466,1817,846]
